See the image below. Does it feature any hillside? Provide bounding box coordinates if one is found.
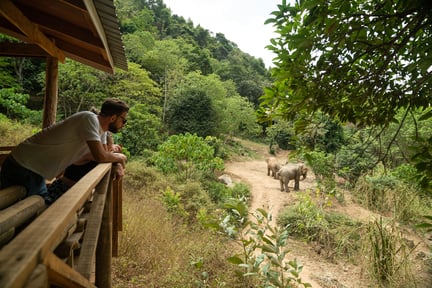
[224,139,432,288]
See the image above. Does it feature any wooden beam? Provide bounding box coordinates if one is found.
[45,252,96,288]
[95,174,113,287]
[0,43,48,57]
[76,172,110,279]
[0,0,65,63]
[0,185,26,210]
[0,195,45,236]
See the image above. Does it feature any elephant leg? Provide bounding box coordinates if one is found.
[267,167,270,176]
[294,175,300,190]
[279,179,284,192]
[284,179,290,192]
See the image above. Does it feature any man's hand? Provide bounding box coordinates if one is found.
[112,163,125,179]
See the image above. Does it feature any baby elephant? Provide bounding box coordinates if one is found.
[276,163,308,192]
[266,157,281,179]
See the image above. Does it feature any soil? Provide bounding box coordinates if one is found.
[223,139,432,288]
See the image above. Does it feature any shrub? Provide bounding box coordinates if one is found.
[277,192,363,261]
[152,133,224,181]
[354,171,424,223]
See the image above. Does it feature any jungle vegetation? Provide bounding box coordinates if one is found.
[1,0,432,287]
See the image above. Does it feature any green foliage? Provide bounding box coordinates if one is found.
[266,120,296,151]
[220,95,262,139]
[228,208,311,288]
[176,181,213,223]
[353,170,424,223]
[263,0,432,126]
[416,215,432,233]
[278,193,327,242]
[151,133,224,181]
[278,193,363,261]
[409,108,432,193]
[0,58,19,89]
[0,88,35,120]
[57,60,108,117]
[304,150,337,195]
[161,186,188,218]
[166,81,217,137]
[262,0,432,193]
[118,104,163,155]
[335,127,377,184]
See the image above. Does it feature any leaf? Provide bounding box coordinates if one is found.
[418,108,432,121]
[227,256,244,264]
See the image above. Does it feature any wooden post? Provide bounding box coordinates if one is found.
[43,56,58,128]
[111,176,123,257]
[95,173,112,287]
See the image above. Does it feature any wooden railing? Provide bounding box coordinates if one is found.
[0,150,123,288]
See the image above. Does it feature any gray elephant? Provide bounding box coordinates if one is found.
[266,157,281,179]
[276,163,308,192]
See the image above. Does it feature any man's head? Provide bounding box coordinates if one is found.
[99,98,129,133]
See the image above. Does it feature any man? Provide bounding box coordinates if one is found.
[0,98,129,204]
[45,131,124,204]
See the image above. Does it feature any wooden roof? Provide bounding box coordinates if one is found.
[0,0,127,73]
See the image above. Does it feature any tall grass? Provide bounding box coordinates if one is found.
[113,161,245,287]
[0,114,36,145]
[363,218,417,287]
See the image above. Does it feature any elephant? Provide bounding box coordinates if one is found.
[266,157,282,179]
[276,163,308,192]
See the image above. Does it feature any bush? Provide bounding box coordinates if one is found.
[277,192,363,261]
[354,172,424,223]
[151,133,224,181]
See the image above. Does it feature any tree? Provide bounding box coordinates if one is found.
[57,60,108,117]
[262,0,432,126]
[261,0,432,190]
[166,83,217,137]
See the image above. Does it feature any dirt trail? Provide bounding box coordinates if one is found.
[223,141,431,288]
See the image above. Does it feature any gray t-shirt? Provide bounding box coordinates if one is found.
[12,111,103,179]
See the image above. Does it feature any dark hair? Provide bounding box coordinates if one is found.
[100,98,129,116]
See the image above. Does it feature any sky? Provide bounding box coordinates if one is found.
[162,0,282,67]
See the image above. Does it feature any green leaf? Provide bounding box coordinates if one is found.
[227,256,244,264]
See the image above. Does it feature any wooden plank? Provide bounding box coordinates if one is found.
[118,178,123,231]
[0,0,65,62]
[0,227,14,247]
[112,177,119,257]
[96,175,112,287]
[0,185,26,210]
[24,264,48,288]
[0,163,111,288]
[45,251,96,288]
[76,171,110,279]
[0,195,45,235]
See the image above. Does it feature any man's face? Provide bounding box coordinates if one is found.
[109,112,128,133]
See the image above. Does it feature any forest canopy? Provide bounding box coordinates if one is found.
[262,0,432,126]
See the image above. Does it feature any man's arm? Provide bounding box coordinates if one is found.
[86,140,127,168]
